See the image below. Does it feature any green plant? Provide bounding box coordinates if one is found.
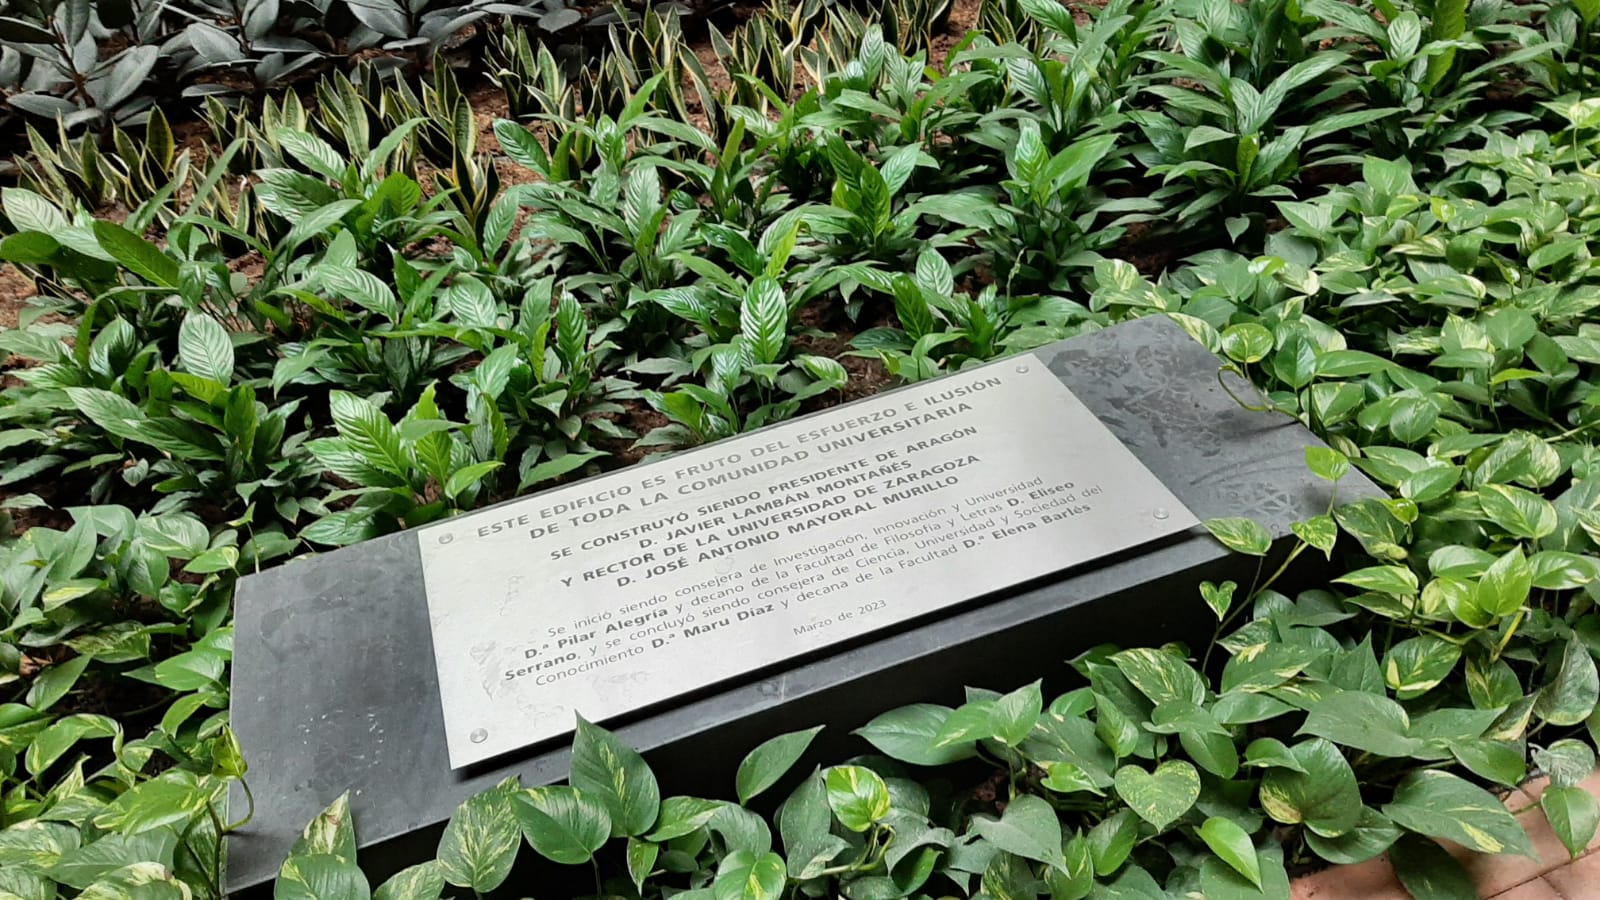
[1303,0,1547,171]
[300,385,499,545]
[3,0,1600,895]
[980,120,1130,291]
[640,217,851,446]
[849,246,1093,380]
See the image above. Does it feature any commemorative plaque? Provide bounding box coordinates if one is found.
[417,353,1199,767]
[232,315,1383,891]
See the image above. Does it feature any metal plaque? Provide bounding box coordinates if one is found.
[418,354,1199,766]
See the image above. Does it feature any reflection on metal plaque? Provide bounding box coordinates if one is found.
[418,354,1199,766]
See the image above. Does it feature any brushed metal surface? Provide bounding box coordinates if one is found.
[416,353,1198,767]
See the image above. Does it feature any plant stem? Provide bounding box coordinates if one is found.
[223,778,256,832]
[1492,608,1527,663]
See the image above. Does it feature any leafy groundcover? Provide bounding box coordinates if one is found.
[5,0,1600,897]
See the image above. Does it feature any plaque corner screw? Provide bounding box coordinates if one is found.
[1014,363,1030,373]
[1153,508,1170,520]
[438,533,455,545]
[469,728,488,743]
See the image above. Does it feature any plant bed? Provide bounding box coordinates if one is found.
[3,0,1600,897]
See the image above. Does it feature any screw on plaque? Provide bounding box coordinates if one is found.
[1154,508,1170,520]
[438,533,455,545]
[469,728,488,743]
[1015,363,1030,373]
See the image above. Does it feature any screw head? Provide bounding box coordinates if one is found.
[1015,363,1030,373]
[438,533,455,545]
[469,728,488,743]
[1154,508,1170,520]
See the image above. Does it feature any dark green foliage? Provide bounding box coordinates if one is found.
[3,0,1600,897]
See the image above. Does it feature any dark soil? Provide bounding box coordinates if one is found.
[0,264,36,330]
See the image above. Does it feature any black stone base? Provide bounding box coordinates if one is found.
[226,315,1378,891]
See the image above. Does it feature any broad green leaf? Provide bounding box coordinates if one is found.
[26,654,91,712]
[1112,761,1199,832]
[1292,515,1338,557]
[1298,691,1423,758]
[1476,546,1532,618]
[1086,809,1140,877]
[445,278,498,330]
[570,716,660,837]
[1384,636,1460,699]
[1109,648,1205,706]
[443,462,501,500]
[932,701,999,748]
[0,820,80,869]
[626,838,657,894]
[47,829,177,890]
[1041,760,1104,795]
[971,794,1066,872]
[736,725,823,805]
[1451,739,1527,788]
[823,766,889,832]
[92,221,178,287]
[373,861,444,900]
[991,679,1044,746]
[512,787,611,865]
[1535,638,1599,726]
[1198,843,1291,900]
[1221,323,1274,363]
[1478,484,1558,539]
[290,793,357,864]
[1259,738,1362,837]
[275,854,370,900]
[1305,446,1349,482]
[1243,737,1307,772]
[1389,834,1476,900]
[1530,551,1600,590]
[1543,786,1600,859]
[178,313,234,385]
[707,803,771,857]
[437,788,518,892]
[1198,817,1260,889]
[647,796,722,841]
[778,775,844,878]
[327,391,408,478]
[742,278,787,366]
[1045,833,1094,900]
[65,388,147,444]
[1382,770,1534,857]
[1335,565,1418,596]
[712,851,786,900]
[1304,807,1401,865]
[1205,517,1272,556]
[94,773,213,834]
[853,704,977,765]
[1534,739,1596,788]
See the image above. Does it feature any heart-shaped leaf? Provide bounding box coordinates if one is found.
[1259,738,1362,838]
[512,787,611,865]
[1112,761,1199,831]
[823,766,889,832]
[970,794,1067,872]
